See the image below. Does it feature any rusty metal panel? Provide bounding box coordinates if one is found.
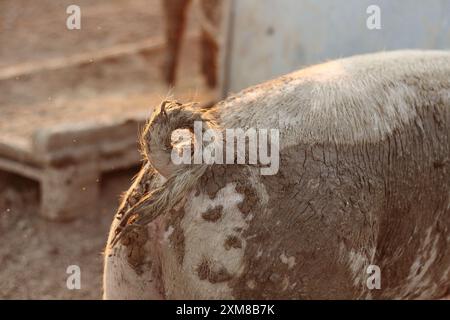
[221,0,450,94]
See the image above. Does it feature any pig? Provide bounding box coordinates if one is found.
[104,50,450,299]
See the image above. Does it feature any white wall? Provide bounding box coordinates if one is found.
[222,0,450,94]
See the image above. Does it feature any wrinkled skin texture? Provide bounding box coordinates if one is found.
[161,0,222,87]
[104,51,450,299]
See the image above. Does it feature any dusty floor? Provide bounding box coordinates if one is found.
[0,0,171,68]
[0,167,139,299]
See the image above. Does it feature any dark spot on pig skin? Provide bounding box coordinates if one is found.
[120,228,149,275]
[196,258,233,284]
[224,235,242,250]
[201,205,223,222]
[235,182,258,215]
[166,207,186,265]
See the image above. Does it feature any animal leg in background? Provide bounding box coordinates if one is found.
[199,0,221,88]
[161,0,222,88]
[161,0,191,86]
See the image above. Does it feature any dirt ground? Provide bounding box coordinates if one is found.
[0,167,139,299]
[0,0,170,68]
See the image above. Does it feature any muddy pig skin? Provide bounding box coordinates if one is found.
[104,50,450,299]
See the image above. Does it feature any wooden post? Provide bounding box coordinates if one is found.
[33,127,102,221]
[40,158,100,221]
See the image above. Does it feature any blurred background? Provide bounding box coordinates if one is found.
[0,0,449,299]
